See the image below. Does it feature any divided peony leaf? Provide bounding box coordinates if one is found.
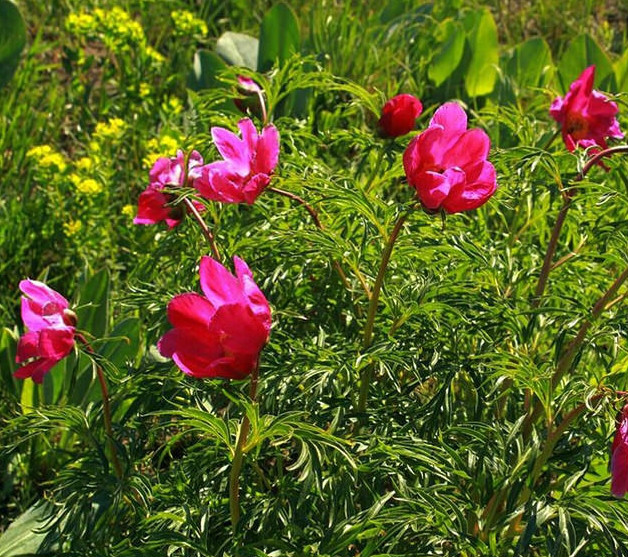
[215,31,259,70]
[257,2,300,72]
[0,0,26,89]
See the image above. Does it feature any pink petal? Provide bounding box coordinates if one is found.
[19,279,69,310]
[134,188,176,226]
[209,304,269,354]
[166,293,216,329]
[443,128,490,171]
[211,126,250,176]
[242,174,271,204]
[254,124,280,175]
[612,442,628,498]
[234,256,272,331]
[430,102,468,136]
[199,256,244,307]
[14,358,58,383]
[196,161,247,203]
[414,171,455,210]
[16,331,40,363]
[238,118,259,156]
[37,327,75,359]
[442,162,497,213]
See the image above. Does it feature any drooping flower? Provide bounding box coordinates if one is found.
[403,102,497,213]
[611,404,628,498]
[550,65,623,152]
[378,94,423,138]
[195,119,279,204]
[134,150,204,228]
[158,256,271,379]
[15,280,76,384]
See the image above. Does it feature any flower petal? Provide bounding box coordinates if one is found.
[199,256,244,308]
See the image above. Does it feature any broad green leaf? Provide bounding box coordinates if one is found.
[0,501,57,556]
[215,31,258,70]
[428,19,465,87]
[557,34,615,93]
[187,49,227,91]
[76,268,110,339]
[465,8,498,97]
[0,0,26,89]
[614,47,628,92]
[505,37,553,89]
[257,2,300,72]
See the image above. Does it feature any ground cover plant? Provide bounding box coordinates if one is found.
[2,0,628,555]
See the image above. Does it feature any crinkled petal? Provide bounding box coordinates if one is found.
[414,171,455,210]
[209,304,269,354]
[443,128,490,171]
[134,187,177,226]
[166,293,216,329]
[442,162,496,213]
[37,327,75,360]
[238,118,259,157]
[19,279,69,310]
[254,124,280,176]
[211,126,250,176]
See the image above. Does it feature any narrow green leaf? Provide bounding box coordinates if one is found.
[614,47,628,92]
[76,268,110,339]
[505,37,554,89]
[257,2,300,72]
[465,8,498,97]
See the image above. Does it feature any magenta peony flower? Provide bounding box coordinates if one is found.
[378,94,423,138]
[611,404,628,497]
[15,280,76,383]
[134,150,205,228]
[195,118,279,204]
[158,256,271,379]
[550,65,623,152]
[403,102,497,213]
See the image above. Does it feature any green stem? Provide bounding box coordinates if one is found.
[183,198,221,261]
[77,334,123,479]
[356,213,408,420]
[229,360,259,531]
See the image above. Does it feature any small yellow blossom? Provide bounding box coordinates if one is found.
[65,12,96,35]
[159,135,180,153]
[171,10,208,37]
[122,204,135,218]
[94,118,126,141]
[145,46,165,65]
[76,157,94,171]
[139,83,151,98]
[162,96,183,115]
[72,176,102,195]
[64,219,83,237]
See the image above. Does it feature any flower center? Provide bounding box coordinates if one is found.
[565,114,590,140]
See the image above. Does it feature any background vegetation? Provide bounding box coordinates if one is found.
[1,0,628,555]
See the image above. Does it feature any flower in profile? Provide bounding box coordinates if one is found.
[15,280,76,383]
[611,404,628,498]
[158,256,271,379]
[378,94,423,138]
[550,65,623,152]
[195,119,279,204]
[403,102,497,213]
[134,150,204,228]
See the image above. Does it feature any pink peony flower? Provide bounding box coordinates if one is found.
[403,102,497,213]
[195,118,279,204]
[611,404,628,497]
[550,65,623,152]
[158,256,271,380]
[15,280,76,383]
[378,94,423,138]
[134,150,205,228]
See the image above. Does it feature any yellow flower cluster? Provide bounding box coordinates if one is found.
[63,219,83,237]
[143,134,181,168]
[171,10,208,37]
[70,173,103,195]
[65,7,158,58]
[162,96,183,115]
[26,145,67,172]
[94,118,127,142]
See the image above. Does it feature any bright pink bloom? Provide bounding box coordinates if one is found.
[403,102,497,213]
[195,119,279,204]
[378,94,423,138]
[134,150,205,228]
[158,256,271,380]
[550,65,623,152]
[611,405,628,497]
[15,280,76,383]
